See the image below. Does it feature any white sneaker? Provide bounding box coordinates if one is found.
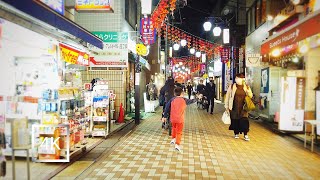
[244,135,250,141]
[234,134,239,139]
[170,138,176,145]
[175,144,182,153]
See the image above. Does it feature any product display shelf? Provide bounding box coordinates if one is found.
[90,82,110,138]
[33,86,88,162]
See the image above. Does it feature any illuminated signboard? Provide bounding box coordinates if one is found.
[75,0,113,11]
[36,0,65,15]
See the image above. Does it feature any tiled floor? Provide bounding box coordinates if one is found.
[73,103,320,179]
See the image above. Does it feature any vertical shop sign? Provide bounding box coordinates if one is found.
[295,78,305,110]
[261,68,270,93]
[223,62,232,92]
[279,77,304,131]
[220,47,230,63]
[140,17,157,45]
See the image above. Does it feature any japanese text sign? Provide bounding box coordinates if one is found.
[75,0,112,11]
[92,32,128,43]
[220,47,230,63]
[140,17,157,45]
[59,44,89,66]
[90,43,128,67]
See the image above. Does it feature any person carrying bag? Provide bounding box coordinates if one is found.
[224,73,254,141]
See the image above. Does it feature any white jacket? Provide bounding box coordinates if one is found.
[224,83,253,110]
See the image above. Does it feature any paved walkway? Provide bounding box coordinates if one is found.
[73,103,320,180]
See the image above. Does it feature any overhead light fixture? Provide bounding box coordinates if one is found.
[190,48,195,54]
[182,66,185,70]
[203,21,212,31]
[271,48,281,57]
[181,39,187,47]
[299,44,309,54]
[291,0,302,5]
[173,43,180,51]
[179,62,183,65]
[196,51,201,58]
[169,46,173,57]
[213,26,222,36]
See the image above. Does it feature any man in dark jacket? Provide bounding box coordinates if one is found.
[205,77,216,114]
[196,80,206,95]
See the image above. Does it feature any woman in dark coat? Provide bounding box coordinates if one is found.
[224,73,253,141]
[160,77,175,130]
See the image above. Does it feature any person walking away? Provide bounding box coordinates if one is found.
[162,87,196,153]
[187,82,193,99]
[225,73,253,141]
[205,77,216,114]
[160,77,175,131]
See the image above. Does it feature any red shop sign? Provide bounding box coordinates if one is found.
[220,47,230,63]
[261,12,320,58]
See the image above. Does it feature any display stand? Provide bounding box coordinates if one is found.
[90,81,110,138]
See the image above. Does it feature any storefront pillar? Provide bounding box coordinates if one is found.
[135,56,141,125]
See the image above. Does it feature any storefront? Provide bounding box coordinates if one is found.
[85,31,130,136]
[0,1,107,172]
[260,10,320,132]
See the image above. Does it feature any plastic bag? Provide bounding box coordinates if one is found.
[222,111,231,124]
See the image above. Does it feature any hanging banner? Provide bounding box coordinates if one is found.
[75,0,113,11]
[140,17,157,45]
[220,47,230,63]
[90,43,128,67]
[279,77,305,131]
[92,32,128,43]
[59,44,89,66]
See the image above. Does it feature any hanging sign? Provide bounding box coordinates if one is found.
[279,77,305,131]
[136,44,148,56]
[140,17,157,45]
[220,47,230,63]
[75,0,113,11]
[246,53,261,67]
[59,44,89,66]
[92,32,128,43]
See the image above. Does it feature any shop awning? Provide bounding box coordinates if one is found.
[261,11,320,62]
[2,0,103,49]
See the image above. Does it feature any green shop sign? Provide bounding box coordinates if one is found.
[92,32,128,43]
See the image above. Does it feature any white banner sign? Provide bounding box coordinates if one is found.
[246,53,261,67]
[90,43,128,67]
[279,77,304,131]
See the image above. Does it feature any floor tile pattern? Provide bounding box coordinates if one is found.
[78,104,320,180]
